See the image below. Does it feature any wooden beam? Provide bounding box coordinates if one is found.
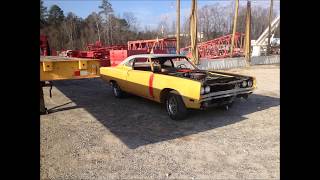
[176,0,180,54]
[230,0,239,57]
[267,0,273,55]
[244,0,252,62]
[190,0,199,64]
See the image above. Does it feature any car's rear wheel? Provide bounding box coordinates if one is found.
[110,82,123,98]
[166,93,188,120]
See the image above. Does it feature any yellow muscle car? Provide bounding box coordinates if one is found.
[100,54,256,120]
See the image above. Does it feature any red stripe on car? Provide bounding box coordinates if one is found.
[149,73,154,98]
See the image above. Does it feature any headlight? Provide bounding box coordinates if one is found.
[242,81,247,88]
[247,80,253,87]
[205,86,211,93]
[200,87,205,95]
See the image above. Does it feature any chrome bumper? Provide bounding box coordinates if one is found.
[200,87,254,102]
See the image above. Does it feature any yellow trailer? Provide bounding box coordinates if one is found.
[40,56,100,114]
[40,56,100,81]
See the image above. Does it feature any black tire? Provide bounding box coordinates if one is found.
[218,101,234,110]
[110,82,123,98]
[165,93,188,120]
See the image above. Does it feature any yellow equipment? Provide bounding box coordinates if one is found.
[40,56,100,81]
[40,56,100,114]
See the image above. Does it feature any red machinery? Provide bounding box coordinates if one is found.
[109,49,148,66]
[128,37,177,54]
[40,34,57,56]
[58,38,174,67]
[59,41,127,67]
[180,32,245,59]
[107,38,173,67]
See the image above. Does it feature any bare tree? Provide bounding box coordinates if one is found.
[123,12,138,31]
[99,0,114,45]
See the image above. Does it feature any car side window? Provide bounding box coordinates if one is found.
[163,59,173,68]
[124,59,134,67]
[133,58,152,71]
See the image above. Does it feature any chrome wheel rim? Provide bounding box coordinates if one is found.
[113,86,119,96]
[168,97,177,115]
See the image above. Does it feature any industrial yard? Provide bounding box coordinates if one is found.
[40,64,279,179]
[40,0,280,179]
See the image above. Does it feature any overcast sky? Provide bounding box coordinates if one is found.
[43,0,280,30]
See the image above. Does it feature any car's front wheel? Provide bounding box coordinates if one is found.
[166,93,188,120]
[110,82,123,98]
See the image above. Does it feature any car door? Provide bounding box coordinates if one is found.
[126,57,154,98]
[111,58,134,92]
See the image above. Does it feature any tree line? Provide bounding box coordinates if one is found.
[40,0,279,51]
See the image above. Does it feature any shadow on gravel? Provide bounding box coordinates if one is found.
[54,78,280,149]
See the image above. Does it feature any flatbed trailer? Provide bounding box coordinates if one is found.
[40,56,100,114]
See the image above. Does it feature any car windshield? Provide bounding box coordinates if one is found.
[152,57,198,70]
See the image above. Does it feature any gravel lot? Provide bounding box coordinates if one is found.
[40,64,280,179]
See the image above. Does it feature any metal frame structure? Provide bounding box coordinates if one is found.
[181,32,245,59]
[251,15,280,56]
[127,38,177,53]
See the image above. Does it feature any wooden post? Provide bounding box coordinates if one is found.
[244,0,251,63]
[176,0,180,54]
[190,0,199,64]
[267,0,273,55]
[230,0,239,57]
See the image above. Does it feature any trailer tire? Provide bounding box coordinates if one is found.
[165,93,188,120]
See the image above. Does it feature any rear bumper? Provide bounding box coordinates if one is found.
[200,87,254,109]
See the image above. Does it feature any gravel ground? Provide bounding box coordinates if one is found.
[40,64,280,179]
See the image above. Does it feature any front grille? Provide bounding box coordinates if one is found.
[210,83,236,93]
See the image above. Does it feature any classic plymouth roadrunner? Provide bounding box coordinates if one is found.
[100,54,256,120]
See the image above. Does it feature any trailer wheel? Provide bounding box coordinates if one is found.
[166,93,188,120]
[110,82,123,98]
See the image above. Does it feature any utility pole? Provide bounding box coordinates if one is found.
[230,0,239,57]
[244,0,251,63]
[267,0,273,55]
[176,0,180,54]
[190,0,199,64]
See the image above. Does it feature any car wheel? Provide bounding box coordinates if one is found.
[110,82,123,98]
[166,93,188,120]
[219,101,234,111]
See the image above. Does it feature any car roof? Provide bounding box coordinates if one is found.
[119,54,187,65]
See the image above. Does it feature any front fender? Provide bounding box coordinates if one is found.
[152,74,202,108]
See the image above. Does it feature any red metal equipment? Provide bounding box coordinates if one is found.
[180,32,245,59]
[59,41,127,67]
[58,39,171,67]
[40,34,57,56]
[128,38,177,54]
[110,50,148,66]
